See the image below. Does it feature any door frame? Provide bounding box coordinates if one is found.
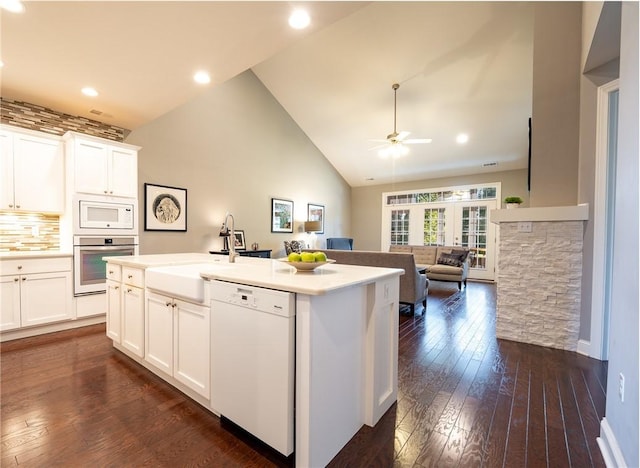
[590,79,619,360]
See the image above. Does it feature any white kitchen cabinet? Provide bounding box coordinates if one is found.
[0,275,21,330]
[106,279,122,341]
[0,257,73,331]
[146,290,210,399]
[120,266,145,358]
[0,127,64,213]
[64,132,139,198]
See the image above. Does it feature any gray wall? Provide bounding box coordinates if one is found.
[604,2,639,465]
[125,70,351,258]
[351,169,528,251]
[529,2,582,207]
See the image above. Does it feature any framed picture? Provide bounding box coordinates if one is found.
[144,183,187,231]
[271,198,293,233]
[308,203,325,234]
[232,230,246,250]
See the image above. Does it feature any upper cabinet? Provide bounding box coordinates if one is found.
[0,127,64,213]
[64,132,140,199]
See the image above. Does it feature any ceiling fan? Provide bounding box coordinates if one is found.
[370,83,432,158]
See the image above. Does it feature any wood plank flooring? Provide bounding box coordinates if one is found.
[1,282,607,467]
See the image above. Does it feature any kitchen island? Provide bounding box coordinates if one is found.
[104,254,403,467]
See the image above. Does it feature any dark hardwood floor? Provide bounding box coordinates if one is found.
[1,282,607,467]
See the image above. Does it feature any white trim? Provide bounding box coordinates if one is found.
[597,417,628,468]
[577,339,591,356]
[489,204,589,223]
[590,79,619,360]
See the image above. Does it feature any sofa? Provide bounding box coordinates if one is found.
[304,249,428,314]
[389,245,470,290]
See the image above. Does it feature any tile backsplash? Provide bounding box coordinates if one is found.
[1,98,128,141]
[0,212,60,251]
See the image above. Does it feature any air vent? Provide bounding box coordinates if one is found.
[89,109,114,119]
[482,162,498,167]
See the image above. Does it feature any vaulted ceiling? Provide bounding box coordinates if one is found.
[1,1,534,187]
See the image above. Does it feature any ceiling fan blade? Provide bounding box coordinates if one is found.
[404,138,433,144]
[395,131,411,141]
[368,143,388,151]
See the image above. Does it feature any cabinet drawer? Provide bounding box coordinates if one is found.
[0,257,72,276]
[106,264,122,282]
[122,267,144,288]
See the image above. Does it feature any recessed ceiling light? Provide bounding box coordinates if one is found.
[456,133,469,144]
[0,60,4,68]
[0,0,25,13]
[194,71,211,84]
[81,87,99,97]
[289,9,310,29]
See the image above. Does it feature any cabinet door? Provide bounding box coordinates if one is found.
[0,275,21,331]
[145,291,174,375]
[109,147,138,198]
[106,280,122,342]
[13,133,64,213]
[0,130,15,210]
[174,299,210,399]
[122,286,144,358]
[20,271,73,327]
[73,139,109,195]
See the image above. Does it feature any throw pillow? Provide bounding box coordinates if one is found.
[451,248,470,262]
[437,252,464,267]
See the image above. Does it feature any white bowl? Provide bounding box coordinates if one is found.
[279,258,336,272]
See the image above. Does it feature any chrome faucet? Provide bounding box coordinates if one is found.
[221,213,238,263]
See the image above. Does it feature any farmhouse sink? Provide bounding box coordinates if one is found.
[145,262,233,303]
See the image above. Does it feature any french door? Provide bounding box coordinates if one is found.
[385,199,497,281]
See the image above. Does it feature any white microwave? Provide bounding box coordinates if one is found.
[77,199,136,234]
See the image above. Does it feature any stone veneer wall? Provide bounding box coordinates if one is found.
[1,98,128,142]
[496,221,583,351]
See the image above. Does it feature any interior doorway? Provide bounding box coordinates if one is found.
[590,79,619,360]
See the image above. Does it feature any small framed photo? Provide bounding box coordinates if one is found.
[271,198,294,233]
[308,203,324,234]
[144,183,187,231]
[233,230,246,250]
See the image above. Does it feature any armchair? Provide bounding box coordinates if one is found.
[326,238,354,250]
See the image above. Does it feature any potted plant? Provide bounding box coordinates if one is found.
[504,196,523,209]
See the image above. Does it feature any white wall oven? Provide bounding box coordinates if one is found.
[74,196,137,235]
[73,236,138,296]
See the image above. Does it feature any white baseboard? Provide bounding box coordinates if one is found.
[577,338,591,356]
[597,417,628,468]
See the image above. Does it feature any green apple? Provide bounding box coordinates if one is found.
[288,252,302,262]
[313,251,327,262]
[300,252,316,263]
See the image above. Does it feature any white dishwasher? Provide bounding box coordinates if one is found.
[210,280,295,456]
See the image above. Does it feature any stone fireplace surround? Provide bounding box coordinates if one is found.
[490,205,589,351]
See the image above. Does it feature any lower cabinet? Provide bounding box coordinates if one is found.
[0,257,72,331]
[122,284,144,358]
[106,279,122,342]
[106,264,145,358]
[146,291,210,399]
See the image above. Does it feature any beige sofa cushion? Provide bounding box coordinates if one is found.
[410,246,438,266]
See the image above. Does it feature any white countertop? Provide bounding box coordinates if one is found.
[107,253,403,296]
[200,259,403,295]
[490,204,589,224]
[104,252,214,268]
[0,250,73,260]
